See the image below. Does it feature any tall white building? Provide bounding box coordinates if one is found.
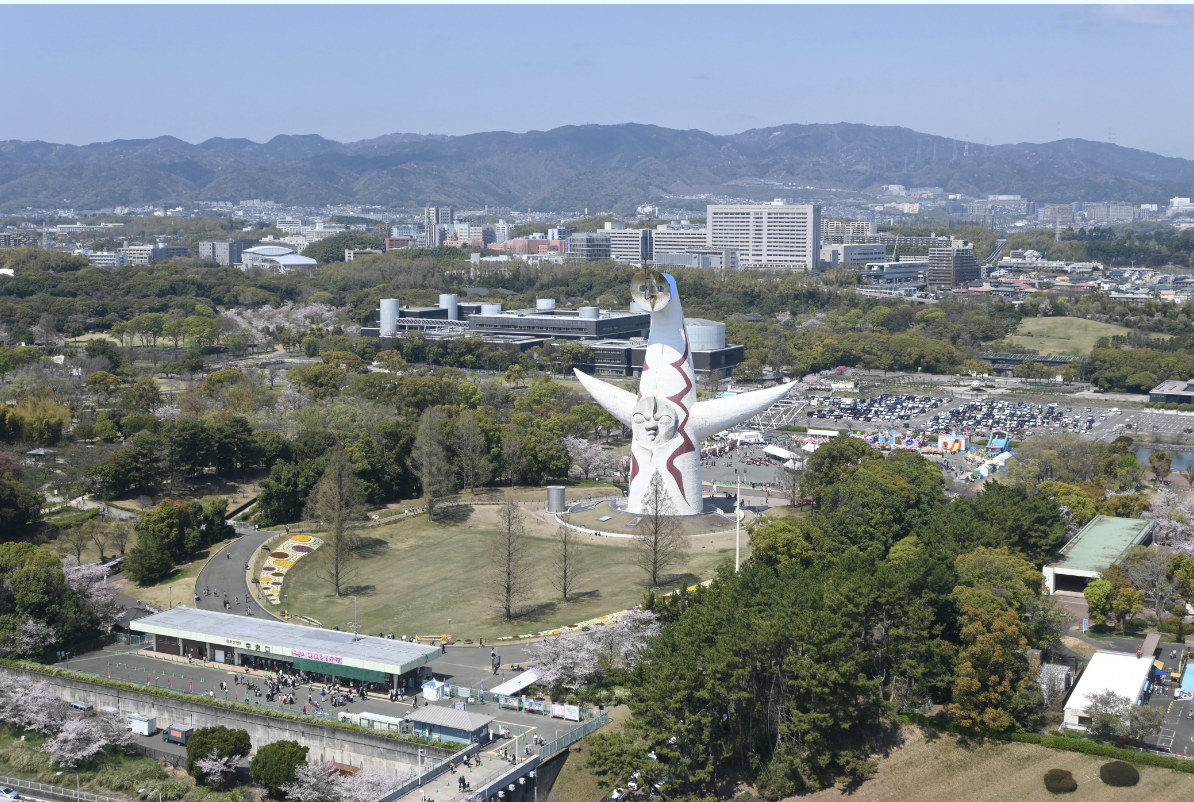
[707,202,821,271]
[425,206,453,247]
[605,223,652,263]
[652,222,708,255]
[276,218,302,234]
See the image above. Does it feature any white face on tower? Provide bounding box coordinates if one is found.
[632,396,679,446]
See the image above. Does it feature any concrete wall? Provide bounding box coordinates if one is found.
[0,665,453,774]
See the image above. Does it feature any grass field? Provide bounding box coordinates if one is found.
[546,721,1194,801]
[281,503,753,640]
[800,726,1194,802]
[1007,317,1134,356]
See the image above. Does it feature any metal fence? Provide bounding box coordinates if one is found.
[375,742,479,802]
[0,773,127,802]
[537,710,609,760]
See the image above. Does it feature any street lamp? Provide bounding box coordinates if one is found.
[57,770,79,801]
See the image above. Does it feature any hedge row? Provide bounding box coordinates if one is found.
[896,713,1194,773]
[0,658,442,749]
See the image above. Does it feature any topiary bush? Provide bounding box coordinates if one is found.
[1100,760,1140,787]
[1044,769,1077,793]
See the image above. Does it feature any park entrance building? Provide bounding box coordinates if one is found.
[132,608,441,688]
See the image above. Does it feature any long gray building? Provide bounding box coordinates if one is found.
[199,239,260,266]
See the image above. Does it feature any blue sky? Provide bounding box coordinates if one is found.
[5,4,1193,158]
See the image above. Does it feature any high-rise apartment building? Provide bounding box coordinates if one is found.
[707,202,821,271]
[424,206,453,248]
[927,240,980,292]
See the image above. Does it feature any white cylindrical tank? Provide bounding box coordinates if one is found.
[479,303,502,316]
[380,299,400,336]
[578,306,599,319]
[685,318,726,351]
[438,293,459,321]
[536,298,556,310]
[546,486,566,513]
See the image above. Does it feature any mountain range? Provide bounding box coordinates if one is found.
[1,122,1192,212]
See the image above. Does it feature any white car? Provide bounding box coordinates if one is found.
[0,788,20,800]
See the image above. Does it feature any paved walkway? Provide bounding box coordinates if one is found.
[194,527,274,617]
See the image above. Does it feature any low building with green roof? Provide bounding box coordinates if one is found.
[1043,514,1155,594]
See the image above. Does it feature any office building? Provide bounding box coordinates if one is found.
[118,243,189,265]
[384,237,415,251]
[547,226,570,241]
[652,222,707,255]
[927,240,981,291]
[199,239,259,266]
[707,202,821,271]
[276,218,302,234]
[566,232,611,262]
[820,243,887,268]
[390,225,419,239]
[606,223,652,263]
[424,206,453,248]
[344,249,383,262]
[493,220,512,243]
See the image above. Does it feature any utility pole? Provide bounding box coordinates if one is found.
[735,476,742,573]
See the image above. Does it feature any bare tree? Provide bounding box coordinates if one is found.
[87,519,111,562]
[632,472,687,587]
[550,522,587,602]
[502,425,525,488]
[488,497,533,620]
[305,449,366,597]
[59,525,92,563]
[454,410,492,493]
[1120,545,1180,619]
[408,408,455,522]
[777,461,804,507]
[108,520,133,555]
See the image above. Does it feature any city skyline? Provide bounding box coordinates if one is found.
[3,4,1194,159]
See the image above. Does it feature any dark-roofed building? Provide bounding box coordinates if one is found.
[1150,379,1194,405]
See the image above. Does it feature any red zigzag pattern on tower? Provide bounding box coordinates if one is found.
[665,332,695,501]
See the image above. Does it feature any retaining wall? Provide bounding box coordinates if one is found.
[0,664,454,774]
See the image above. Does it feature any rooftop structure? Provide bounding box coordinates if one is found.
[404,706,494,745]
[1063,649,1153,731]
[1150,379,1194,406]
[132,607,441,684]
[1043,515,1155,594]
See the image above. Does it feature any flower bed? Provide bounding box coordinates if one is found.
[259,534,323,605]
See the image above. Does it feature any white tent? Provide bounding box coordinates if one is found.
[735,431,765,443]
[422,679,448,701]
[763,445,797,461]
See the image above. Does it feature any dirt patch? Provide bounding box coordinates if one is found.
[1062,636,1097,659]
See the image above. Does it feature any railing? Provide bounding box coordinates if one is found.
[374,742,478,802]
[538,710,609,759]
[0,773,127,802]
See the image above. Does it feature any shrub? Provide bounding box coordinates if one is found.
[1100,760,1140,786]
[1044,769,1077,793]
[185,726,251,781]
[249,739,308,796]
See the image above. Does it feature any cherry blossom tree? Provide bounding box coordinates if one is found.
[1,619,58,659]
[275,387,313,413]
[2,679,67,734]
[283,762,408,802]
[43,718,107,767]
[565,437,611,481]
[66,562,121,633]
[1145,490,1194,554]
[196,751,240,789]
[525,636,600,691]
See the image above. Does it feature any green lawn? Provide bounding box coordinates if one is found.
[1007,316,1148,356]
[280,504,741,641]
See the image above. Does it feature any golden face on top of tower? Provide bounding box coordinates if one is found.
[631,268,671,312]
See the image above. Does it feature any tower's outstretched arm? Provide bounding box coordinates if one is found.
[573,368,636,428]
[690,381,794,440]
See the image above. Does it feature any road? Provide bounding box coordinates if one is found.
[194,525,275,617]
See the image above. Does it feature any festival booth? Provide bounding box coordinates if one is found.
[938,434,968,453]
[763,445,797,462]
